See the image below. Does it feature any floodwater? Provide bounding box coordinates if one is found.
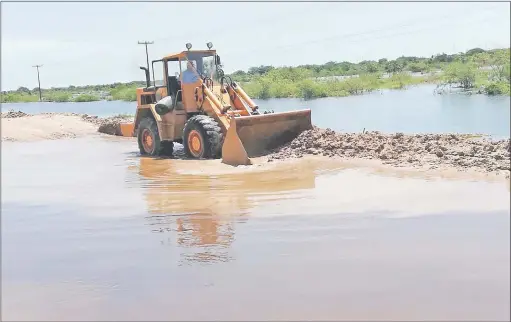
[2,136,510,321]
[2,84,510,138]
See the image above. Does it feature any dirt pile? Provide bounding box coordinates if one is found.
[79,114,134,135]
[267,126,510,174]
[36,112,134,135]
[1,110,30,118]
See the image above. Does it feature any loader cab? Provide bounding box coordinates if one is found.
[178,52,215,112]
[137,46,220,113]
[138,49,218,110]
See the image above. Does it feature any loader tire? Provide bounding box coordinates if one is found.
[137,117,174,156]
[183,115,223,159]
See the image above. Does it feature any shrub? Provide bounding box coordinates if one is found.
[484,82,510,95]
[408,62,429,73]
[46,92,71,102]
[73,94,99,102]
[297,79,327,100]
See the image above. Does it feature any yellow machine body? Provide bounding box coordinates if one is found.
[121,46,312,166]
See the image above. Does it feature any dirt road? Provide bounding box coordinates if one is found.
[2,110,509,179]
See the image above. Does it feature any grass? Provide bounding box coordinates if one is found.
[110,85,137,101]
[73,94,100,102]
[240,72,441,100]
[0,92,40,103]
[45,92,72,102]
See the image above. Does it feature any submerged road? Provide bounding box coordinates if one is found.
[2,136,510,321]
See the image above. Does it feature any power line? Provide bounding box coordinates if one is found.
[138,41,154,71]
[32,64,43,101]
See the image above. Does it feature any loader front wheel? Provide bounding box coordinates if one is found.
[183,115,223,159]
[137,117,174,156]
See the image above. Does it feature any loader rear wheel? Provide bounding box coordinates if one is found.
[137,117,174,156]
[183,115,223,159]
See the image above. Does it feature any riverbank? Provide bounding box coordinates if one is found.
[2,110,509,180]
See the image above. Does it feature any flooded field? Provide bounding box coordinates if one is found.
[2,136,510,321]
[3,85,510,138]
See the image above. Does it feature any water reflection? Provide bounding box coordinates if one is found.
[130,157,328,264]
[175,213,236,264]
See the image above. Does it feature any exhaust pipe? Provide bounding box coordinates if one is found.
[140,66,150,88]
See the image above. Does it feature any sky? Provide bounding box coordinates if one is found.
[1,1,510,91]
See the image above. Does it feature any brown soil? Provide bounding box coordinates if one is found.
[78,113,134,135]
[1,110,31,118]
[266,126,510,177]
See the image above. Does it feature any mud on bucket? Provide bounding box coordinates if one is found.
[221,109,312,166]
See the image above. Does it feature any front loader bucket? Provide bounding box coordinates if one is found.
[221,109,312,166]
[119,122,135,137]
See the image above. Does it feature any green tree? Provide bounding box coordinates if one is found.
[17,86,30,93]
[443,62,477,89]
[408,62,428,73]
[385,60,404,74]
[466,48,486,56]
[364,62,379,73]
[248,65,274,75]
[488,49,511,82]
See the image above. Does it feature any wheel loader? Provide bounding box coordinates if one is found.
[119,42,312,166]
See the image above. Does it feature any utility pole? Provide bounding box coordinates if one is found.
[138,41,154,71]
[32,64,43,101]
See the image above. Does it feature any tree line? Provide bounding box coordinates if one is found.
[1,47,509,103]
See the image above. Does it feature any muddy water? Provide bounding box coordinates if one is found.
[2,136,510,321]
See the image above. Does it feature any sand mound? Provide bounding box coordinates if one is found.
[1,111,134,142]
[267,126,510,175]
[1,113,98,141]
[36,112,134,136]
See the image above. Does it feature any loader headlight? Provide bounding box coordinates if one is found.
[207,42,213,49]
[186,43,192,50]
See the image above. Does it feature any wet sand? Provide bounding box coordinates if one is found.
[2,136,510,321]
[1,113,99,141]
[1,111,133,142]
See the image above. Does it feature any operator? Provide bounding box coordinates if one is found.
[182,60,199,84]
